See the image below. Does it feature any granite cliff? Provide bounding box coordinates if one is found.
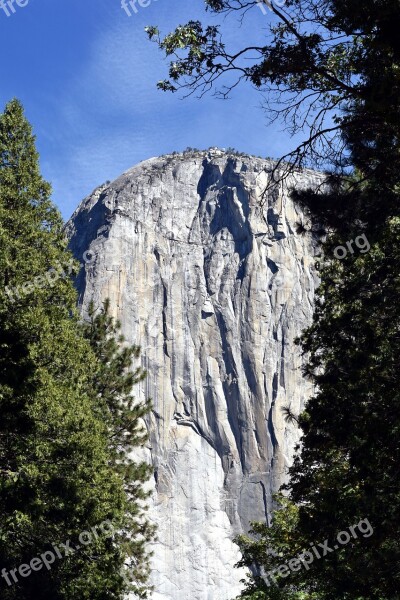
[66,149,324,600]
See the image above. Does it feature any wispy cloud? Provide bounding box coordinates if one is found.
[32,0,300,219]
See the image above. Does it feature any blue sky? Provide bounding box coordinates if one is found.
[0,0,301,220]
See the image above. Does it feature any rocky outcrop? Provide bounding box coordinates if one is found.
[66,149,324,600]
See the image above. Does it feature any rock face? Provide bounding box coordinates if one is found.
[66,150,323,600]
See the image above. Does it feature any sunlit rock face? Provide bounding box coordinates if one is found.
[66,150,323,600]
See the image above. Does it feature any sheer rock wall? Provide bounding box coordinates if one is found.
[66,150,322,600]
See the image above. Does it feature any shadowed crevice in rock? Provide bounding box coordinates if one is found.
[65,184,113,303]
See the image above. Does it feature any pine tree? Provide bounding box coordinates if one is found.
[282,218,400,600]
[0,99,151,600]
[82,299,154,597]
[237,222,400,600]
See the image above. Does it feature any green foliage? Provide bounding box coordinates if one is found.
[235,165,400,600]
[82,299,155,597]
[235,495,313,599]
[236,495,330,599]
[285,217,400,599]
[0,99,153,599]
